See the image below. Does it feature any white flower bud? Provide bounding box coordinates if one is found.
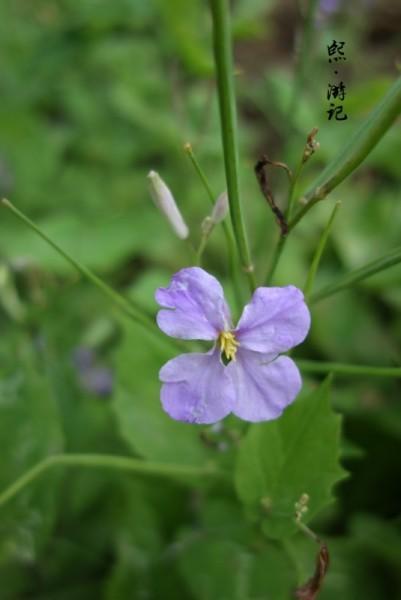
[210,191,229,224]
[147,171,189,240]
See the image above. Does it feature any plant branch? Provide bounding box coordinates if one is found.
[265,234,286,285]
[0,453,224,509]
[264,127,318,285]
[310,245,401,303]
[210,0,256,292]
[1,199,188,352]
[304,201,341,299]
[289,73,401,231]
[297,360,401,377]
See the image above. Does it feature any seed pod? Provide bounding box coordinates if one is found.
[147,171,189,239]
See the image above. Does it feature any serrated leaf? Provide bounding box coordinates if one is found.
[235,377,346,539]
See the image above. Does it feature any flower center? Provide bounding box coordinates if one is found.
[218,330,240,363]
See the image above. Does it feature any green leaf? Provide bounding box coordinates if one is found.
[235,377,346,539]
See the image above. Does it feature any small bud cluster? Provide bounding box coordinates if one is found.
[295,492,310,522]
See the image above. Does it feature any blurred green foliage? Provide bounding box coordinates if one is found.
[0,0,401,598]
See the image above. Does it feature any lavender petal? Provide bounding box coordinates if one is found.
[156,267,231,340]
[159,348,234,424]
[235,286,311,354]
[228,351,302,422]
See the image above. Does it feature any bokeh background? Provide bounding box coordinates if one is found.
[1,0,401,598]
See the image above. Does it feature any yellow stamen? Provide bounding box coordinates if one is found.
[218,330,240,362]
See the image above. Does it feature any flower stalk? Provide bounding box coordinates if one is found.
[210,0,256,292]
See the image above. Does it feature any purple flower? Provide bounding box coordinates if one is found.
[155,268,311,424]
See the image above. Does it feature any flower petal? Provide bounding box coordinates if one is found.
[155,267,231,340]
[228,351,302,422]
[159,349,234,424]
[235,286,310,354]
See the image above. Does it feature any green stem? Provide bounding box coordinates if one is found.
[304,201,341,299]
[286,158,304,222]
[196,234,209,265]
[0,453,224,509]
[310,245,401,303]
[210,0,256,293]
[2,199,149,326]
[184,143,244,310]
[1,198,180,349]
[265,143,307,285]
[289,73,401,231]
[265,235,286,285]
[297,359,401,377]
[184,143,216,206]
[295,519,321,544]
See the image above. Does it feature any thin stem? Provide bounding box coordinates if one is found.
[210,0,256,293]
[288,194,319,232]
[297,359,401,377]
[1,198,181,349]
[196,234,208,265]
[286,158,304,222]
[2,199,149,326]
[264,147,306,285]
[184,143,216,206]
[265,235,286,285]
[304,201,341,299]
[0,453,224,509]
[296,519,321,545]
[310,245,401,303]
[184,142,244,311]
